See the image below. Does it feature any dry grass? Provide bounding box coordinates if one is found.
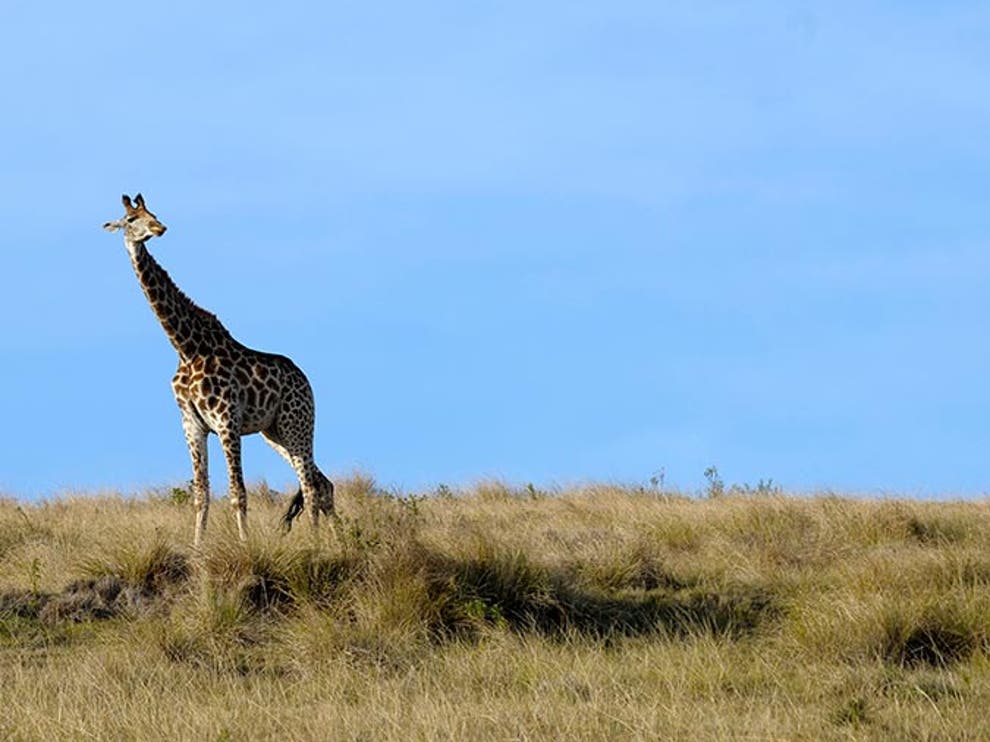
[3,477,990,740]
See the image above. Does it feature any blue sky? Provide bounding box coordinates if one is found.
[2,2,990,498]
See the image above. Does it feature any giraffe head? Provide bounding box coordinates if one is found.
[103,194,168,244]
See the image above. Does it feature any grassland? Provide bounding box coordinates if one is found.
[3,476,990,740]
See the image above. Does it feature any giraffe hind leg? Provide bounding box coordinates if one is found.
[261,428,306,531]
[281,476,333,531]
[262,406,333,531]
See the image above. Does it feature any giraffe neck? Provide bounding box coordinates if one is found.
[127,239,237,359]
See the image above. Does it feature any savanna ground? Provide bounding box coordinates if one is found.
[3,476,990,740]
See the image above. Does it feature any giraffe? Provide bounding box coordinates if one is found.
[103,193,333,544]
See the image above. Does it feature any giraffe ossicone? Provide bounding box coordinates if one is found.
[105,193,333,544]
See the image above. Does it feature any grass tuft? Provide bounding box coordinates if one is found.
[78,537,189,595]
[830,696,871,727]
[879,605,985,668]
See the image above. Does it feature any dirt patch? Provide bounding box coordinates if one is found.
[1,574,184,626]
[39,576,144,623]
[0,588,48,620]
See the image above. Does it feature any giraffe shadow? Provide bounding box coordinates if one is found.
[0,532,778,647]
[422,552,779,642]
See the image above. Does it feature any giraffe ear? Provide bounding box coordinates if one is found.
[134,193,146,209]
[122,194,135,212]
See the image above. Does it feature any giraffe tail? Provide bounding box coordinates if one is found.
[280,473,335,532]
[280,489,305,531]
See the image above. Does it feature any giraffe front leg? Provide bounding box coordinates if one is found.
[180,409,210,547]
[219,427,248,541]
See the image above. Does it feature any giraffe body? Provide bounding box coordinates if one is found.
[104,194,332,544]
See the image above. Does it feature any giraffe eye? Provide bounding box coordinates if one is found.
[126,215,138,223]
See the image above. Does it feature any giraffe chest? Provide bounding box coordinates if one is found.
[172,357,284,435]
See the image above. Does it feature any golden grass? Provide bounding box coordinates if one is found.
[2,478,990,740]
